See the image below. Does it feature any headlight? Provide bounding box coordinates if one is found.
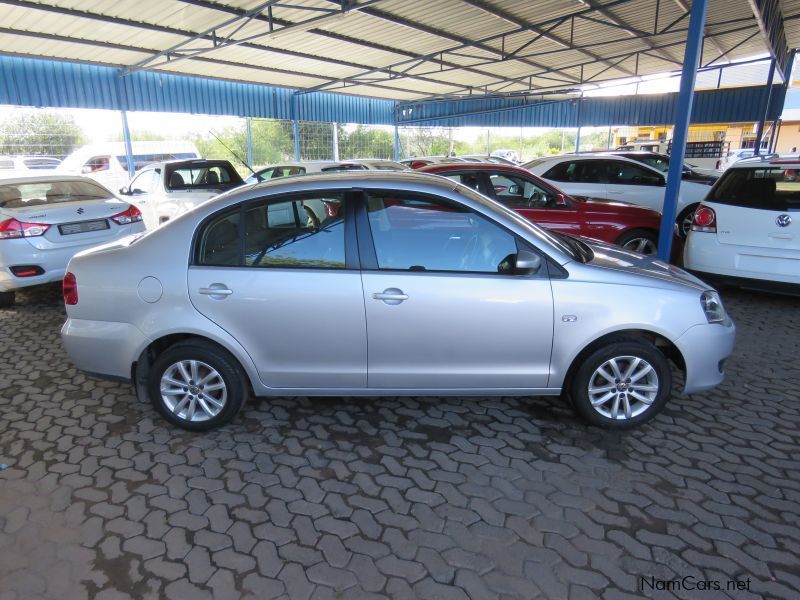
[701,291,728,324]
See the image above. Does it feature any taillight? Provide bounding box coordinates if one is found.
[692,206,716,233]
[0,218,51,240]
[111,205,143,225]
[63,272,78,305]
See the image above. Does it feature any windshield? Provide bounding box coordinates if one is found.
[0,180,111,209]
[452,183,582,262]
[710,167,800,211]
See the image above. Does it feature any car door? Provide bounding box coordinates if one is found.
[541,159,609,200]
[484,170,583,236]
[188,191,367,389]
[126,169,160,230]
[604,159,665,211]
[358,191,554,390]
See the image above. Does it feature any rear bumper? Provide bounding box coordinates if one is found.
[675,320,736,394]
[684,233,800,285]
[61,318,150,380]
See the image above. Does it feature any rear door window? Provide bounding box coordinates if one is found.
[710,168,800,211]
[544,160,607,184]
[606,160,663,186]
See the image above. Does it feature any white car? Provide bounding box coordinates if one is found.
[0,155,61,179]
[523,155,710,235]
[684,156,800,292]
[718,149,755,171]
[120,159,244,230]
[57,141,202,192]
[0,175,145,307]
[245,159,408,184]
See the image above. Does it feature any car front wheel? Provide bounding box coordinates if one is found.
[569,340,671,429]
[148,340,247,431]
[616,229,658,255]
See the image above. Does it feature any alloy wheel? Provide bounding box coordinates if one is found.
[622,237,657,255]
[587,355,659,420]
[160,360,228,422]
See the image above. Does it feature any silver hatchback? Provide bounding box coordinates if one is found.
[61,172,735,431]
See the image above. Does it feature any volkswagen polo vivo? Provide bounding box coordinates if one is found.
[61,172,735,431]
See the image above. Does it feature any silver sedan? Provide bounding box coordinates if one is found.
[61,172,735,431]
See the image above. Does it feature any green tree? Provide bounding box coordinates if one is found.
[0,111,86,158]
[338,125,394,159]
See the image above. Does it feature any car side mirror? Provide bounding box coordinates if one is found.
[507,184,520,195]
[515,248,542,275]
[119,186,130,195]
[555,193,568,206]
[81,165,93,174]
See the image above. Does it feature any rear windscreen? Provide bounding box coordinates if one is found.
[166,164,243,190]
[710,168,800,211]
[0,180,111,209]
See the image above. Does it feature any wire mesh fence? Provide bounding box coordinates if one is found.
[0,105,775,183]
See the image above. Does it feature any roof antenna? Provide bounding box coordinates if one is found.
[208,129,261,181]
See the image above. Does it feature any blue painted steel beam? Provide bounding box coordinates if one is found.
[246,118,253,167]
[120,110,135,179]
[394,125,400,160]
[753,59,776,156]
[657,0,707,263]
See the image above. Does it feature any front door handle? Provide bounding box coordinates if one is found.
[199,285,233,297]
[373,288,408,305]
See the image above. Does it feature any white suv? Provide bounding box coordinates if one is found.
[684,156,800,292]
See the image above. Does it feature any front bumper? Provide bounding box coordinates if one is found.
[61,318,150,381]
[675,320,736,394]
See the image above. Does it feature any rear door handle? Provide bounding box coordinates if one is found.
[199,286,233,297]
[373,288,408,304]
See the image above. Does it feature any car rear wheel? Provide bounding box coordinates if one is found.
[616,229,658,255]
[677,204,699,238]
[569,340,671,429]
[148,340,247,431]
[0,291,15,308]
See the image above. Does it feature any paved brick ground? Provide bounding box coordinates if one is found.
[0,283,798,599]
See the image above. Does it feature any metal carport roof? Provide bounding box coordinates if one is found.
[0,0,797,102]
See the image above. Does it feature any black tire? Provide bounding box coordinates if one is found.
[148,340,247,431]
[0,291,15,308]
[677,204,699,239]
[615,228,658,255]
[568,340,671,429]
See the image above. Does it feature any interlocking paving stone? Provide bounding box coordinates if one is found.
[0,284,799,598]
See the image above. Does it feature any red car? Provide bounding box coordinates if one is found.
[417,163,664,255]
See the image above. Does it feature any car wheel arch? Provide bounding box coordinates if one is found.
[132,333,256,403]
[560,328,685,392]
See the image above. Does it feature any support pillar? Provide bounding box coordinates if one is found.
[246,118,253,167]
[753,59,776,156]
[394,125,400,160]
[332,122,339,161]
[574,94,583,153]
[657,0,708,262]
[120,110,135,179]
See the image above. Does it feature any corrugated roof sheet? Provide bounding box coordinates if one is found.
[0,0,792,102]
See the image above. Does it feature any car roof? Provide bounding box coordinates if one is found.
[417,162,531,176]
[247,169,455,193]
[729,154,794,168]
[144,158,235,170]
[0,174,109,186]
